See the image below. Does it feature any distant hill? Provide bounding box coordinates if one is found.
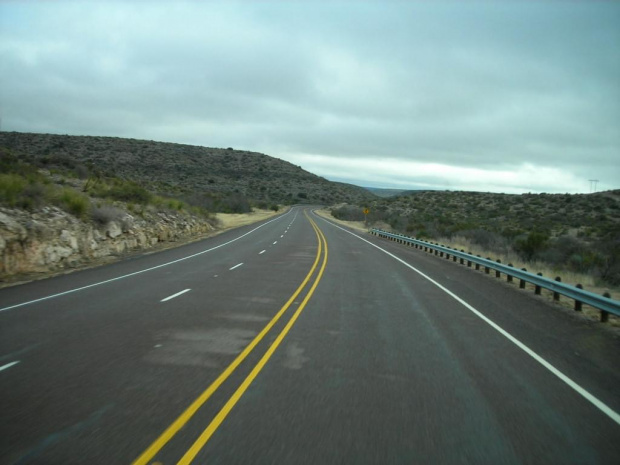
[0,132,376,206]
[331,189,620,285]
[364,187,414,198]
[373,190,620,242]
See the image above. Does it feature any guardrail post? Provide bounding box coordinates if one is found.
[507,264,514,282]
[485,258,491,274]
[535,273,543,295]
[460,251,465,265]
[520,269,527,289]
[601,292,611,322]
[554,277,561,301]
[495,260,502,278]
[475,256,481,270]
[575,284,583,311]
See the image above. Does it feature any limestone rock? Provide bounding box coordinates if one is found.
[0,206,215,280]
[105,221,122,239]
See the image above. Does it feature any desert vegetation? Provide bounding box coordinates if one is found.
[0,132,376,209]
[0,146,214,225]
[333,190,620,288]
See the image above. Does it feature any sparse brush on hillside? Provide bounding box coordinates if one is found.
[0,131,376,207]
[337,190,620,287]
[0,147,213,223]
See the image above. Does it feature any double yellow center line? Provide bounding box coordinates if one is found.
[132,212,328,465]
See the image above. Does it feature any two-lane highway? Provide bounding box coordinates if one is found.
[1,207,619,464]
[1,207,323,464]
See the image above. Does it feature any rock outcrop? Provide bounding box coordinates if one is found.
[0,206,215,281]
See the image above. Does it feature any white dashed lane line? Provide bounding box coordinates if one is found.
[259,250,266,255]
[229,263,244,271]
[273,241,278,245]
[161,289,191,302]
[0,361,20,372]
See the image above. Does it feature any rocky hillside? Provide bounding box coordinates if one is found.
[0,132,375,206]
[0,204,216,285]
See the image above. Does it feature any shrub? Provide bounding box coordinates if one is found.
[102,181,152,204]
[219,193,252,213]
[56,187,90,219]
[0,173,27,207]
[91,205,124,225]
[332,205,365,221]
[167,199,185,211]
[21,182,50,210]
[515,231,549,261]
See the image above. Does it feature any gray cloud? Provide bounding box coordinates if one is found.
[1,1,618,193]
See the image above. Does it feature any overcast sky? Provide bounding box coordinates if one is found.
[1,1,618,194]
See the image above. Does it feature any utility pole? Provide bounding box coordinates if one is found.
[588,179,599,193]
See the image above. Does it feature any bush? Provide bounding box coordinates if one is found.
[219,193,252,213]
[167,199,185,211]
[101,181,152,204]
[91,205,124,225]
[55,187,90,219]
[594,238,620,285]
[332,205,365,221]
[515,231,549,261]
[0,173,28,207]
[21,182,50,210]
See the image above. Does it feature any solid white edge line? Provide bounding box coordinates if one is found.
[0,209,295,313]
[313,212,620,426]
[229,263,244,271]
[161,289,191,302]
[0,361,20,372]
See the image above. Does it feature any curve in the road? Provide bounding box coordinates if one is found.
[132,212,328,465]
[314,212,620,427]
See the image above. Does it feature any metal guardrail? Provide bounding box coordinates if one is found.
[370,228,620,320]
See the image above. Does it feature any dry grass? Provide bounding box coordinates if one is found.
[314,208,368,232]
[214,207,288,229]
[437,235,618,299]
[416,236,620,328]
[314,208,394,233]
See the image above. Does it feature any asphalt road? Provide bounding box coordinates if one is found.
[1,206,619,464]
